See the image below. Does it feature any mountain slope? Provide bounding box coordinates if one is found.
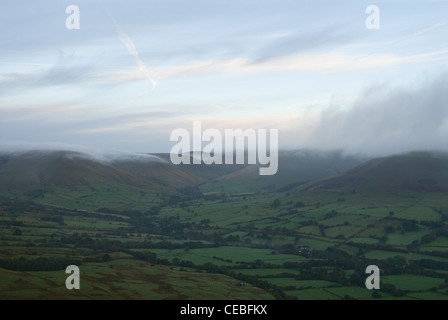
[301,152,448,193]
[2,149,446,201]
[0,151,203,195]
[199,150,367,193]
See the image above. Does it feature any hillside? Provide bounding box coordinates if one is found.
[301,151,448,193]
[199,150,367,193]
[2,149,446,206]
[0,150,202,196]
[0,149,367,197]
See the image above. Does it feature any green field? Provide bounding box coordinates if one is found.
[395,207,440,222]
[382,275,446,291]
[386,232,428,246]
[1,170,447,300]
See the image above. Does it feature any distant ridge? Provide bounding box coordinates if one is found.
[198,150,366,193]
[301,151,448,193]
[0,149,366,196]
[0,150,202,195]
[2,149,445,198]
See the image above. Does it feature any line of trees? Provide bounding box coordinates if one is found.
[0,256,81,271]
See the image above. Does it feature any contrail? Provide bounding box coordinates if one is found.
[112,17,156,95]
[413,20,448,37]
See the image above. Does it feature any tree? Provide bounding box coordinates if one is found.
[102,254,111,262]
[295,201,305,208]
[271,199,281,208]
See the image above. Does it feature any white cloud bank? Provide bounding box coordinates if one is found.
[0,141,165,163]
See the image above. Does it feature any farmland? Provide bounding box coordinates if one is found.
[1,184,447,300]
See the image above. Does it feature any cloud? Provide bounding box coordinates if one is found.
[0,52,98,94]
[38,53,96,87]
[251,26,357,63]
[0,141,165,163]
[140,50,448,81]
[0,103,182,138]
[292,72,448,155]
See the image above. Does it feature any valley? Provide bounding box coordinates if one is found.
[0,150,447,300]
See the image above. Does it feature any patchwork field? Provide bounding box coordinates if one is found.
[1,187,447,300]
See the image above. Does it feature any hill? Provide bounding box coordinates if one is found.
[3,149,446,207]
[199,150,366,193]
[301,151,448,193]
[0,149,367,197]
[0,150,203,196]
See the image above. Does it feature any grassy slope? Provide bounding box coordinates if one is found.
[199,150,366,193]
[302,152,448,193]
[0,261,272,300]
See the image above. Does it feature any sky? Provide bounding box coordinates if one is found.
[1,0,448,156]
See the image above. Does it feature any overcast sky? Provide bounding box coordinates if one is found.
[1,0,448,155]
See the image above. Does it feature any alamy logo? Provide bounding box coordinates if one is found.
[365,265,380,290]
[65,265,80,290]
[170,121,278,175]
[365,5,380,30]
[66,5,80,30]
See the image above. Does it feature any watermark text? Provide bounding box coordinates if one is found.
[170,121,278,175]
